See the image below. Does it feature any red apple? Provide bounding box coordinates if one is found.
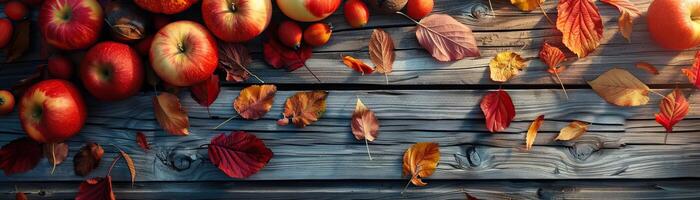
[344,0,370,28]
[150,21,218,86]
[0,18,12,48]
[133,0,197,14]
[648,0,700,50]
[278,20,302,49]
[276,0,341,22]
[5,1,28,21]
[304,22,332,47]
[39,0,103,50]
[0,90,15,116]
[19,79,87,143]
[406,0,433,20]
[202,0,272,42]
[48,55,74,80]
[80,41,144,101]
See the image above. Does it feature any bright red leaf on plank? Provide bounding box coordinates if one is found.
[263,36,312,71]
[208,131,273,179]
[682,51,700,89]
[539,42,567,74]
[342,56,374,75]
[136,132,150,151]
[480,89,516,132]
[655,89,689,133]
[75,176,116,200]
[556,0,603,58]
[600,0,640,42]
[415,14,480,61]
[0,137,42,175]
[190,74,221,115]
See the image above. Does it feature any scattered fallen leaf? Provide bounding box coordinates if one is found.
[489,51,527,82]
[369,28,395,74]
[635,62,659,75]
[601,0,641,42]
[43,142,69,173]
[153,92,190,135]
[190,74,221,115]
[136,132,150,151]
[208,131,273,179]
[526,115,545,151]
[75,176,115,200]
[402,142,440,186]
[510,0,544,12]
[415,14,480,61]
[655,89,689,133]
[278,91,329,128]
[0,137,42,175]
[588,68,649,106]
[218,42,253,83]
[555,121,588,141]
[352,98,379,160]
[263,36,313,71]
[480,89,516,133]
[16,192,27,200]
[5,21,30,63]
[466,192,480,200]
[74,143,105,176]
[234,85,278,120]
[556,0,603,58]
[682,51,700,89]
[342,56,374,75]
[539,42,567,74]
[118,150,136,186]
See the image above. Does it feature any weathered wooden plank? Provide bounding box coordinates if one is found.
[3,179,700,200]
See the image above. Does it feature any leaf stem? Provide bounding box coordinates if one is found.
[303,64,322,83]
[488,0,496,17]
[107,155,122,176]
[401,171,420,195]
[50,143,56,175]
[213,114,239,130]
[537,1,555,27]
[235,62,265,83]
[365,138,373,161]
[553,71,569,100]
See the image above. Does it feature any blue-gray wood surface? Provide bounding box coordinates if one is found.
[2,0,700,199]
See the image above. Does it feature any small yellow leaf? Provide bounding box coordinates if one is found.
[588,68,649,106]
[526,115,545,151]
[511,0,545,12]
[119,150,136,186]
[555,121,588,141]
[489,51,527,82]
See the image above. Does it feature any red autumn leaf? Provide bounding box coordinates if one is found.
[136,132,150,151]
[0,137,43,175]
[636,62,659,75]
[190,74,221,115]
[74,143,105,176]
[76,176,116,200]
[539,42,567,74]
[342,56,374,75]
[655,89,689,133]
[600,0,640,42]
[218,42,253,83]
[263,36,312,71]
[16,192,28,200]
[208,131,273,179]
[682,51,700,89]
[556,0,603,58]
[480,89,516,132]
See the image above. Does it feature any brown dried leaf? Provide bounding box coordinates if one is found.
[219,42,253,83]
[368,29,395,73]
[5,21,30,63]
[489,51,526,82]
[402,142,440,186]
[234,85,278,120]
[415,14,480,61]
[555,121,588,141]
[153,93,190,135]
[43,142,69,172]
[351,98,379,141]
[525,115,544,151]
[74,143,104,176]
[278,91,329,128]
[588,68,649,106]
[118,150,136,186]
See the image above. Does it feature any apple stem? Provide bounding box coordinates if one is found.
[177,42,185,53]
[230,2,237,12]
[303,64,322,83]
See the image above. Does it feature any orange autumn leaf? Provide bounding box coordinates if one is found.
[682,51,700,89]
[118,150,136,186]
[234,85,278,120]
[369,28,395,74]
[154,93,190,135]
[511,0,545,12]
[525,115,545,151]
[556,0,603,58]
[342,56,374,75]
[489,51,527,82]
[600,0,640,42]
[539,42,566,74]
[403,142,440,187]
[588,68,650,107]
[635,62,659,75]
[655,89,689,133]
[555,121,588,141]
[278,91,329,128]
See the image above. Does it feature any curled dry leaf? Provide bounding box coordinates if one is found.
[352,98,379,160]
[75,176,116,200]
[136,132,150,151]
[489,51,527,82]
[635,62,659,75]
[601,0,641,42]
[555,121,589,141]
[219,42,253,83]
[368,28,395,74]
[208,131,273,179]
[403,142,440,186]
[234,84,277,120]
[588,68,649,106]
[682,51,700,89]
[44,142,69,173]
[342,56,374,75]
[655,89,689,133]
[5,21,30,63]
[278,91,329,128]
[510,0,545,12]
[154,93,190,135]
[480,89,516,133]
[118,150,137,186]
[263,36,313,71]
[556,0,603,58]
[74,143,105,176]
[525,115,545,151]
[416,14,480,61]
[539,42,567,74]
[190,74,221,115]
[0,137,43,175]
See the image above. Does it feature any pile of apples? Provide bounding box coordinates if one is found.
[0,0,436,143]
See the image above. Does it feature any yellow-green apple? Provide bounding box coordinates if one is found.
[344,0,369,28]
[133,0,197,14]
[202,0,272,42]
[276,0,341,22]
[48,55,74,80]
[278,20,302,49]
[39,0,103,50]
[80,41,144,101]
[19,79,87,143]
[304,22,332,47]
[648,0,700,50]
[0,18,12,48]
[150,21,218,86]
[0,90,15,115]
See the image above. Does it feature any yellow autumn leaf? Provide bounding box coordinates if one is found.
[525,115,544,151]
[555,121,588,141]
[511,0,545,12]
[489,51,526,82]
[588,68,649,106]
